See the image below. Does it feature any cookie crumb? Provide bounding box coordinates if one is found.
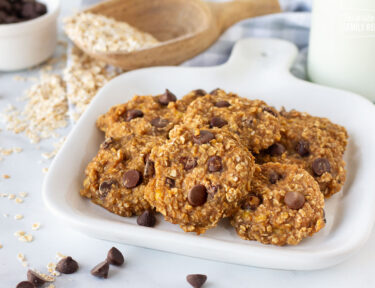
[20,192,28,198]
[2,174,10,179]
[8,194,15,200]
[15,197,24,204]
[32,223,41,231]
[14,214,24,220]
[42,168,49,174]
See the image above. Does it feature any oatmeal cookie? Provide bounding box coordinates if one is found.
[256,109,348,197]
[183,89,281,153]
[97,90,183,139]
[231,163,325,246]
[145,125,255,234]
[81,135,164,216]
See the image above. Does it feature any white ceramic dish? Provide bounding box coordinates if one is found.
[43,38,375,270]
[0,0,60,71]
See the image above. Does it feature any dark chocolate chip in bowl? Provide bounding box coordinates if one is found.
[210,88,221,95]
[35,2,47,15]
[241,194,262,211]
[150,117,169,128]
[27,270,46,287]
[207,156,222,172]
[193,130,214,145]
[123,170,142,188]
[263,106,278,117]
[267,143,285,156]
[188,185,207,206]
[159,89,177,105]
[99,180,117,199]
[137,210,156,227]
[179,156,197,171]
[312,158,331,176]
[101,137,114,149]
[214,100,230,108]
[295,140,310,157]
[91,261,109,279]
[210,117,228,128]
[165,177,175,188]
[144,158,155,178]
[56,256,79,274]
[125,109,143,122]
[0,1,11,13]
[16,281,35,288]
[186,274,207,288]
[193,89,207,96]
[284,191,305,210]
[269,171,281,184]
[107,247,124,266]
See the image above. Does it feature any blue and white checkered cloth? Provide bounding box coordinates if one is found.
[81,0,312,79]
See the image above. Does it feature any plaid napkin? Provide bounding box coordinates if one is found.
[80,0,312,79]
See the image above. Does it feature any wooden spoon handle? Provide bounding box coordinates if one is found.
[208,0,281,33]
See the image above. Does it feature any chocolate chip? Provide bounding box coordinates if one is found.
[263,106,278,117]
[123,170,142,188]
[150,117,169,128]
[144,158,155,178]
[91,261,109,279]
[34,2,47,15]
[159,89,177,105]
[27,270,46,287]
[99,180,117,199]
[16,281,35,288]
[193,130,214,145]
[101,137,114,149]
[284,191,305,210]
[0,1,11,13]
[210,88,221,95]
[312,158,331,176]
[165,177,175,188]
[193,89,207,96]
[56,256,79,274]
[210,117,228,128]
[241,194,262,210]
[267,143,285,156]
[295,140,310,157]
[179,156,197,171]
[137,210,156,227]
[207,184,220,198]
[21,3,37,19]
[207,156,222,172]
[186,274,207,288]
[214,100,230,108]
[125,109,143,122]
[107,247,124,266]
[269,171,280,184]
[188,185,207,206]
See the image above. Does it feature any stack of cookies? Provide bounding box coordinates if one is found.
[81,88,348,246]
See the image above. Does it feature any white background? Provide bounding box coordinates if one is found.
[0,0,374,287]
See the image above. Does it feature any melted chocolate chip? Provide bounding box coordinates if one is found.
[207,156,222,172]
[101,137,114,149]
[137,210,156,227]
[295,140,310,157]
[165,177,175,188]
[193,89,207,96]
[107,247,124,266]
[186,274,207,288]
[144,158,155,178]
[210,88,221,95]
[123,170,142,188]
[56,256,79,274]
[150,117,169,128]
[188,185,207,206]
[284,191,305,210]
[263,106,278,117]
[99,180,117,199]
[179,157,197,171]
[214,100,230,108]
[207,185,220,198]
[193,130,215,145]
[267,143,285,156]
[159,89,177,105]
[269,171,282,184]
[124,109,143,122]
[210,117,228,128]
[312,158,331,176]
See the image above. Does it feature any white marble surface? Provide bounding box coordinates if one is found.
[1,0,375,287]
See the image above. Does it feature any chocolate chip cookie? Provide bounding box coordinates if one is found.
[175,89,208,112]
[96,90,183,139]
[81,135,164,216]
[145,125,255,234]
[183,89,281,153]
[256,109,348,198]
[231,163,325,246]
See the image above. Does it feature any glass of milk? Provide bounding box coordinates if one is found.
[308,0,375,101]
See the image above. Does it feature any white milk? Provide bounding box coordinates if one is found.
[308,0,375,101]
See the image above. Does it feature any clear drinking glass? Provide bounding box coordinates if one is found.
[308,0,375,101]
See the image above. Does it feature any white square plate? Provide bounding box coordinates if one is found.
[43,38,375,270]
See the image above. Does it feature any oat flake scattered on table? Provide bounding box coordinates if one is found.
[64,12,160,53]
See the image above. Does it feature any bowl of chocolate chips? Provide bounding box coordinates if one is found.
[0,0,60,71]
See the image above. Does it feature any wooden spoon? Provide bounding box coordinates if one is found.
[72,0,281,70]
